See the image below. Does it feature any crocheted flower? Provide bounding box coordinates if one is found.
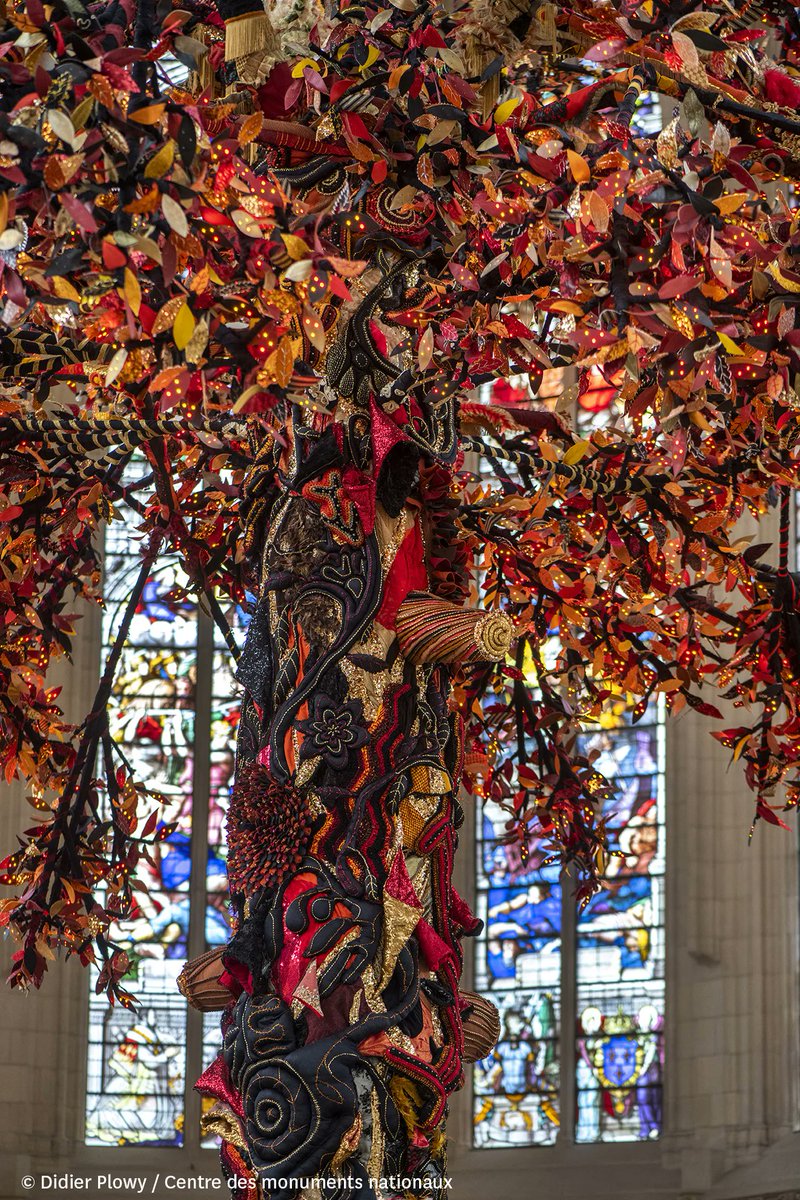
[226,763,313,899]
[297,694,368,771]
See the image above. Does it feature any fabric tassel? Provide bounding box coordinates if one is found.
[197,56,218,97]
[177,947,229,1011]
[395,591,515,664]
[224,10,279,63]
[460,990,501,1063]
[186,22,225,98]
[458,0,530,118]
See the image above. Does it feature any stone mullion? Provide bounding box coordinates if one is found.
[183,606,215,1151]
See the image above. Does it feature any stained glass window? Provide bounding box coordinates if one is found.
[473,795,562,1147]
[571,91,666,1143]
[473,102,668,1138]
[473,696,665,1148]
[85,461,194,1145]
[575,705,665,1141]
[85,463,247,1147]
[200,605,249,1144]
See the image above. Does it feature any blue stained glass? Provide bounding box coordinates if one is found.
[480,806,560,883]
[473,699,666,1146]
[576,984,664,1142]
[571,344,669,1143]
[578,878,665,984]
[474,785,561,1145]
[201,603,251,1145]
[205,605,251,952]
[474,209,669,1143]
[631,92,664,137]
[577,724,660,778]
[480,884,563,981]
[473,989,560,1148]
[85,962,186,1147]
[575,703,666,1141]
[85,471,195,1147]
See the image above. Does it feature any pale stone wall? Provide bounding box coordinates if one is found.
[0,600,97,1190]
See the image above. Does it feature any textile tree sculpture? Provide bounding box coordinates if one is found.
[2,0,800,1192]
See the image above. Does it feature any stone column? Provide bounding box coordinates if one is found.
[663,511,800,1195]
[0,598,100,1196]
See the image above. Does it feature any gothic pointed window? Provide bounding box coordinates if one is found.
[84,461,243,1147]
[472,679,666,1148]
[472,112,668,1136]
